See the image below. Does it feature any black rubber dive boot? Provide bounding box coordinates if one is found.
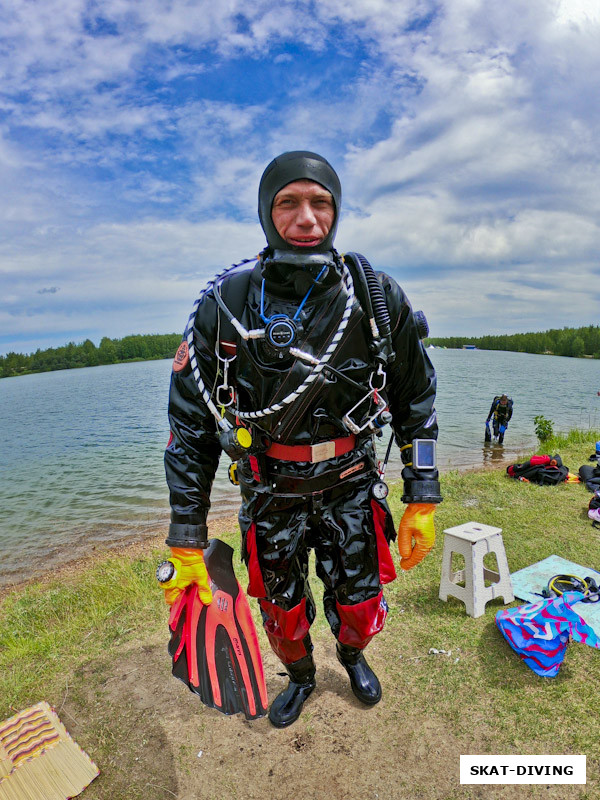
[336,642,382,706]
[268,654,316,728]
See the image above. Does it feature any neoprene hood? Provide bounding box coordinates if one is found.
[258,151,342,254]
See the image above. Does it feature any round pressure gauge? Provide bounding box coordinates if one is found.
[156,560,176,584]
[371,481,389,500]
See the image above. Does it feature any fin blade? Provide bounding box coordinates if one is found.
[234,592,269,712]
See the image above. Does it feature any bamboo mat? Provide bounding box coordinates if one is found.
[0,702,99,799]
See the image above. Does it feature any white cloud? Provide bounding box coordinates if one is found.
[1,0,600,353]
[0,216,267,351]
[555,0,600,25]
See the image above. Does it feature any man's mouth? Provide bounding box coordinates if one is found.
[288,237,322,247]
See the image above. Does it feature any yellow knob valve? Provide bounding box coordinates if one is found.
[219,426,253,460]
[236,427,252,449]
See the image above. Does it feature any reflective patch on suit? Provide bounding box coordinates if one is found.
[339,461,365,480]
[173,341,189,372]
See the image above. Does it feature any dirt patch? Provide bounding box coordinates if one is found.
[61,630,584,800]
[64,633,451,800]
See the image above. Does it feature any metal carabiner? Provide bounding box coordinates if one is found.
[216,384,235,408]
[214,355,235,408]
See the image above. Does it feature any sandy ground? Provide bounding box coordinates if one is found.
[62,597,581,800]
[70,627,479,800]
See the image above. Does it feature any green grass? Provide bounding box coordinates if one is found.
[0,527,250,717]
[545,427,600,450]
[0,552,161,712]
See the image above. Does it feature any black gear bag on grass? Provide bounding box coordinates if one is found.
[579,463,600,493]
[506,455,569,486]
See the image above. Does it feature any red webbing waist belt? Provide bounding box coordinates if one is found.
[265,435,356,463]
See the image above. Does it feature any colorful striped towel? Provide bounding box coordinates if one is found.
[0,701,99,799]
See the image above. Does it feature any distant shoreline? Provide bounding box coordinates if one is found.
[0,354,170,379]
[0,333,180,379]
[3,321,600,378]
[3,347,599,381]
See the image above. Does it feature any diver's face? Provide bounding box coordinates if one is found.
[271,179,335,248]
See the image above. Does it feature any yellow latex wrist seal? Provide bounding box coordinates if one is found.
[158,547,213,606]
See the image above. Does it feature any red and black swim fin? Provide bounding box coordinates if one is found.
[167,538,268,720]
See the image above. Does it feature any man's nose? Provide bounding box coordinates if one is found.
[296,200,317,226]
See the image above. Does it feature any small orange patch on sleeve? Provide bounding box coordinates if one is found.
[173,341,190,372]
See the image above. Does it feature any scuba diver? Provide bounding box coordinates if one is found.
[485,394,513,444]
[160,151,442,728]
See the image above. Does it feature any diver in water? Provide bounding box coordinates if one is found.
[485,394,513,444]
[161,150,442,728]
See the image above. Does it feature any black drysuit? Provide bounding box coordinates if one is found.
[164,253,439,665]
[487,396,513,441]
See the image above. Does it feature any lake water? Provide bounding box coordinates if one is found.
[0,350,598,585]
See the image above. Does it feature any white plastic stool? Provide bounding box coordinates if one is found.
[439,521,514,617]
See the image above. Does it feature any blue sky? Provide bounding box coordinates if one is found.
[1,0,599,355]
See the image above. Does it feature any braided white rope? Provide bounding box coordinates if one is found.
[184,259,256,431]
[236,263,355,421]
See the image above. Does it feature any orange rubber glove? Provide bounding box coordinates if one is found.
[159,547,213,606]
[398,503,436,571]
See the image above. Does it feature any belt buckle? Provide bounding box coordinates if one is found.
[310,441,336,462]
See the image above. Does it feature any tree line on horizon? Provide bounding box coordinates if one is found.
[427,324,600,359]
[2,323,599,379]
[0,333,182,378]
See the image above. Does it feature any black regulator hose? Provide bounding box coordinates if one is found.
[343,252,394,362]
[355,252,392,341]
[342,252,375,325]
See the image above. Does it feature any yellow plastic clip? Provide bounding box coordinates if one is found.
[400,442,413,467]
[228,462,240,485]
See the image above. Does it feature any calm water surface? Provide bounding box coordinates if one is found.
[0,350,598,584]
